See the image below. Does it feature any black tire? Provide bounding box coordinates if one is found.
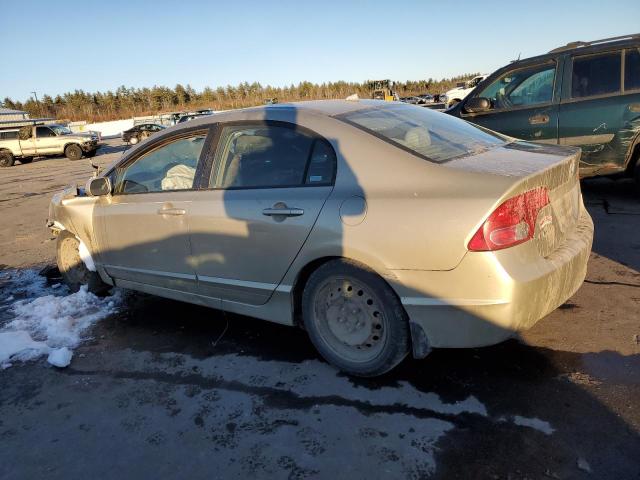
[19,157,33,164]
[56,230,109,294]
[302,259,411,377]
[64,144,83,160]
[0,150,15,167]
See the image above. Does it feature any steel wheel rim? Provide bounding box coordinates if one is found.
[312,276,388,363]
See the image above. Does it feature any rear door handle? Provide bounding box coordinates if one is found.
[262,207,304,217]
[529,114,550,125]
[157,208,186,216]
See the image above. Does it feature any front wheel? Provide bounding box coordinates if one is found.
[302,259,411,377]
[64,144,83,160]
[56,231,109,294]
[0,150,15,167]
[129,136,139,145]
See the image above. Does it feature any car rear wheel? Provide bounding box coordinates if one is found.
[0,150,15,167]
[64,144,83,161]
[129,136,139,145]
[56,231,109,294]
[302,259,411,377]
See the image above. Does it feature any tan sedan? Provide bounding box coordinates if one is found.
[48,100,593,376]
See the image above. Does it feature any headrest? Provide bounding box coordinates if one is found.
[404,127,431,151]
[234,135,273,155]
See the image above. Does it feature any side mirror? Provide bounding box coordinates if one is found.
[88,177,111,196]
[465,97,492,113]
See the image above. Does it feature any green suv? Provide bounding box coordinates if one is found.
[447,34,640,184]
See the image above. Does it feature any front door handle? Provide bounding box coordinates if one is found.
[262,207,304,217]
[529,114,550,125]
[157,207,186,216]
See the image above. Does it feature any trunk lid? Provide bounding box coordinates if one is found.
[446,141,582,258]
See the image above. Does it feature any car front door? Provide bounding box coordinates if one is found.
[460,61,560,143]
[94,130,210,293]
[558,49,632,176]
[189,121,336,305]
[34,126,60,154]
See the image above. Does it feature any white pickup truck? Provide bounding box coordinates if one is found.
[0,124,100,167]
[443,75,488,108]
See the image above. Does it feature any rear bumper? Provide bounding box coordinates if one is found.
[389,208,593,348]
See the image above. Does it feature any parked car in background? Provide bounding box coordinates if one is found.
[0,124,99,167]
[443,75,488,108]
[177,112,214,124]
[121,123,165,145]
[49,100,592,377]
[447,34,640,184]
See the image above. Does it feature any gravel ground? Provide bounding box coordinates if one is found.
[0,139,639,479]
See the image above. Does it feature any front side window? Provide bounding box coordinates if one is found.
[36,126,55,138]
[625,48,640,91]
[114,133,207,194]
[474,63,555,110]
[211,124,335,188]
[50,125,72,135]
[571,51,621,98]
[338,103,506,163]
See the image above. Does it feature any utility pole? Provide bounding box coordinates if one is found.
[31,91,40,117]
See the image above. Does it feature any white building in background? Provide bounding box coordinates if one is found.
[0,107,30,123]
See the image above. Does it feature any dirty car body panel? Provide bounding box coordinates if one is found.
[48,100,593,356]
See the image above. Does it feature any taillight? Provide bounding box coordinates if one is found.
[468,188,550,251]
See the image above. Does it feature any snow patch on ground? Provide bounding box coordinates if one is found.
[0,268,122,368]
[512,415,555,435]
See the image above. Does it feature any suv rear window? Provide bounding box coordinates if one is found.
[625,48,640,91]
[571,52,621,98]
[337,104,506,163]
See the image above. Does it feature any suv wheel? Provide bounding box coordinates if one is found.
[302,259,411,377]
[56,231,109,294]
[64,144,83,161]
[0,150,15,167]
[129,136,139,145]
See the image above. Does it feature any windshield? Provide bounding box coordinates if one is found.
[50,125,72,135]
[337,103,507,163]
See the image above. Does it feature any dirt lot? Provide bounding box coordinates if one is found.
[1,139,639,479]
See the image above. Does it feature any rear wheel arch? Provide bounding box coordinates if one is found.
[291,256,403,326]
[624,131,640,175]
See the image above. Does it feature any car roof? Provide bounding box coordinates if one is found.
[508,33,639,68]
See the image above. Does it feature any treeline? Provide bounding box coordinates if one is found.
[2,74,479,122]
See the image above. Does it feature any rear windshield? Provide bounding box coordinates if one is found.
[336,103,506,163]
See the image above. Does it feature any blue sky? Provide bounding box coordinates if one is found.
[2,0,639,102]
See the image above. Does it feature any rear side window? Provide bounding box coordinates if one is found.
[211,124,335,188]
[0,131,18,140]
[337,104,506,163]
[571,52,621,98]
[625,48,640,91]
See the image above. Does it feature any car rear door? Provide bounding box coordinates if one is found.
[558,48,635,176]
[460,60,560,143]
[94,129,210,293]
[189,121,336,305]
